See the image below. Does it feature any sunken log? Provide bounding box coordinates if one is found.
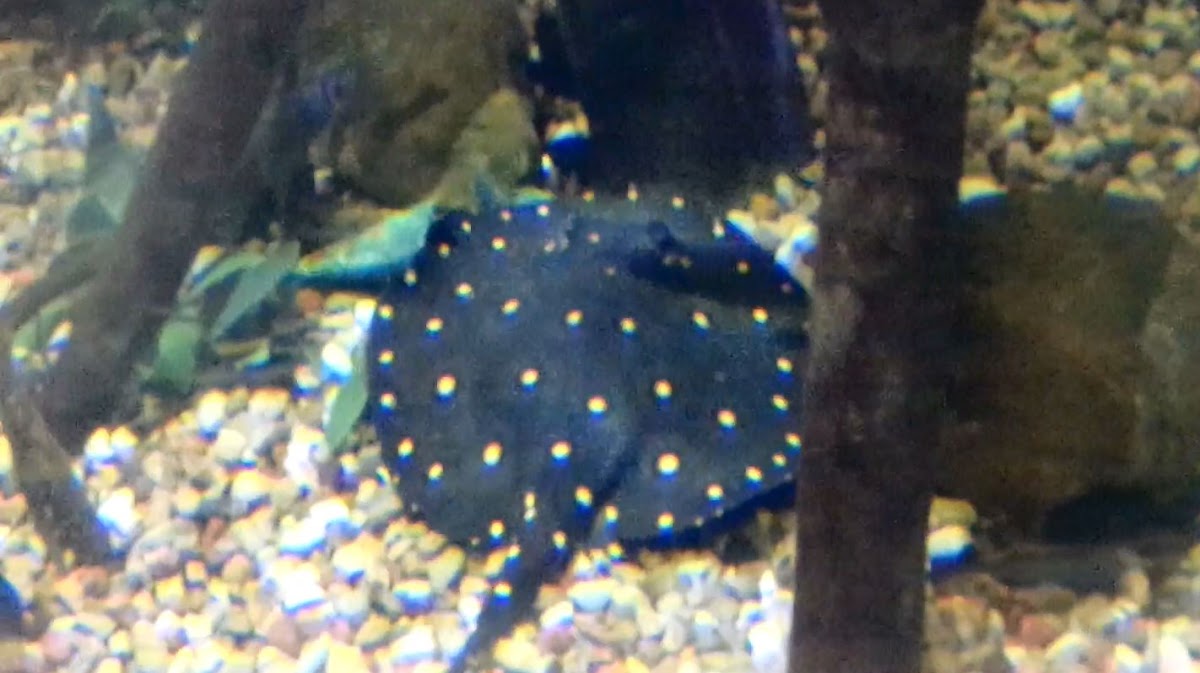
[0,0,309,563]
[790,1,984,672]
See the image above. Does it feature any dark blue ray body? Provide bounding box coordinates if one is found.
[367,197,808,667]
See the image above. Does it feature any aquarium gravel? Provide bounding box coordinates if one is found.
[0,0,1199,671]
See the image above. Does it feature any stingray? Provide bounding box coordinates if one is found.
[367,197,809,668]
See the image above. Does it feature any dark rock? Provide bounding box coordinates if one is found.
[1136,240,1200,505]
[305,0,531,206]
[941,186,1180,532]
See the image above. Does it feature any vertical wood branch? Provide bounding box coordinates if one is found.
[790,1,984,672]
[0,0,310,563]
[34,0,310,452]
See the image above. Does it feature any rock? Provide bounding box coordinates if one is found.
[940,185,1178,531]
[431,88,539,212]
[308,0,529,206]
[1135,239,1200,507]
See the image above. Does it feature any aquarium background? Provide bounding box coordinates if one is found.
[0,0,1197,671]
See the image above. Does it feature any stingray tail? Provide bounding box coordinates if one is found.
[449,436,636,672]
[447,520,573,673]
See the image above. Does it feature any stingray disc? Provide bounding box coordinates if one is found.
[368,199,808,554]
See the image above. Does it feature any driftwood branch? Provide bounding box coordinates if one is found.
[789,1,984,672]
[1,0,310,563]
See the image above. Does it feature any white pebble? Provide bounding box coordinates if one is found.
[1151,633,1193,673]
[331,539,373,584]
[352,298,377,332]
[393,578,435,615]
[96,486,141,544]
[208,427,249,466]
[284,425,330,492]
[1045,631,1088,669]
[296,632,332,673]
[195,390,229,437]
[747,619,786,673]
[493,637,551,673]
[320,340,354,383]
[247,388,290,419]
[0,434,11,488]
[457,593,483,629]
[327,640,372,673]
[229,470,272,516]
[181,612,214,644]
[152,610,185,650]
[278,566,327,615]
[330,582,371,626]
[610,584,648,620]
[426,547,466,595]
[567,577,617,613]
[540,600,574,631]
[279,517,327,557]
[390,624,438,666]
[309,497,355,537]
[83,428,119,469]
[691,609,723,652]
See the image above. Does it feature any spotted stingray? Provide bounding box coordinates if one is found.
[367,196,808,667]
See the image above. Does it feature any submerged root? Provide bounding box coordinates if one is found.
[0,0,311,566]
